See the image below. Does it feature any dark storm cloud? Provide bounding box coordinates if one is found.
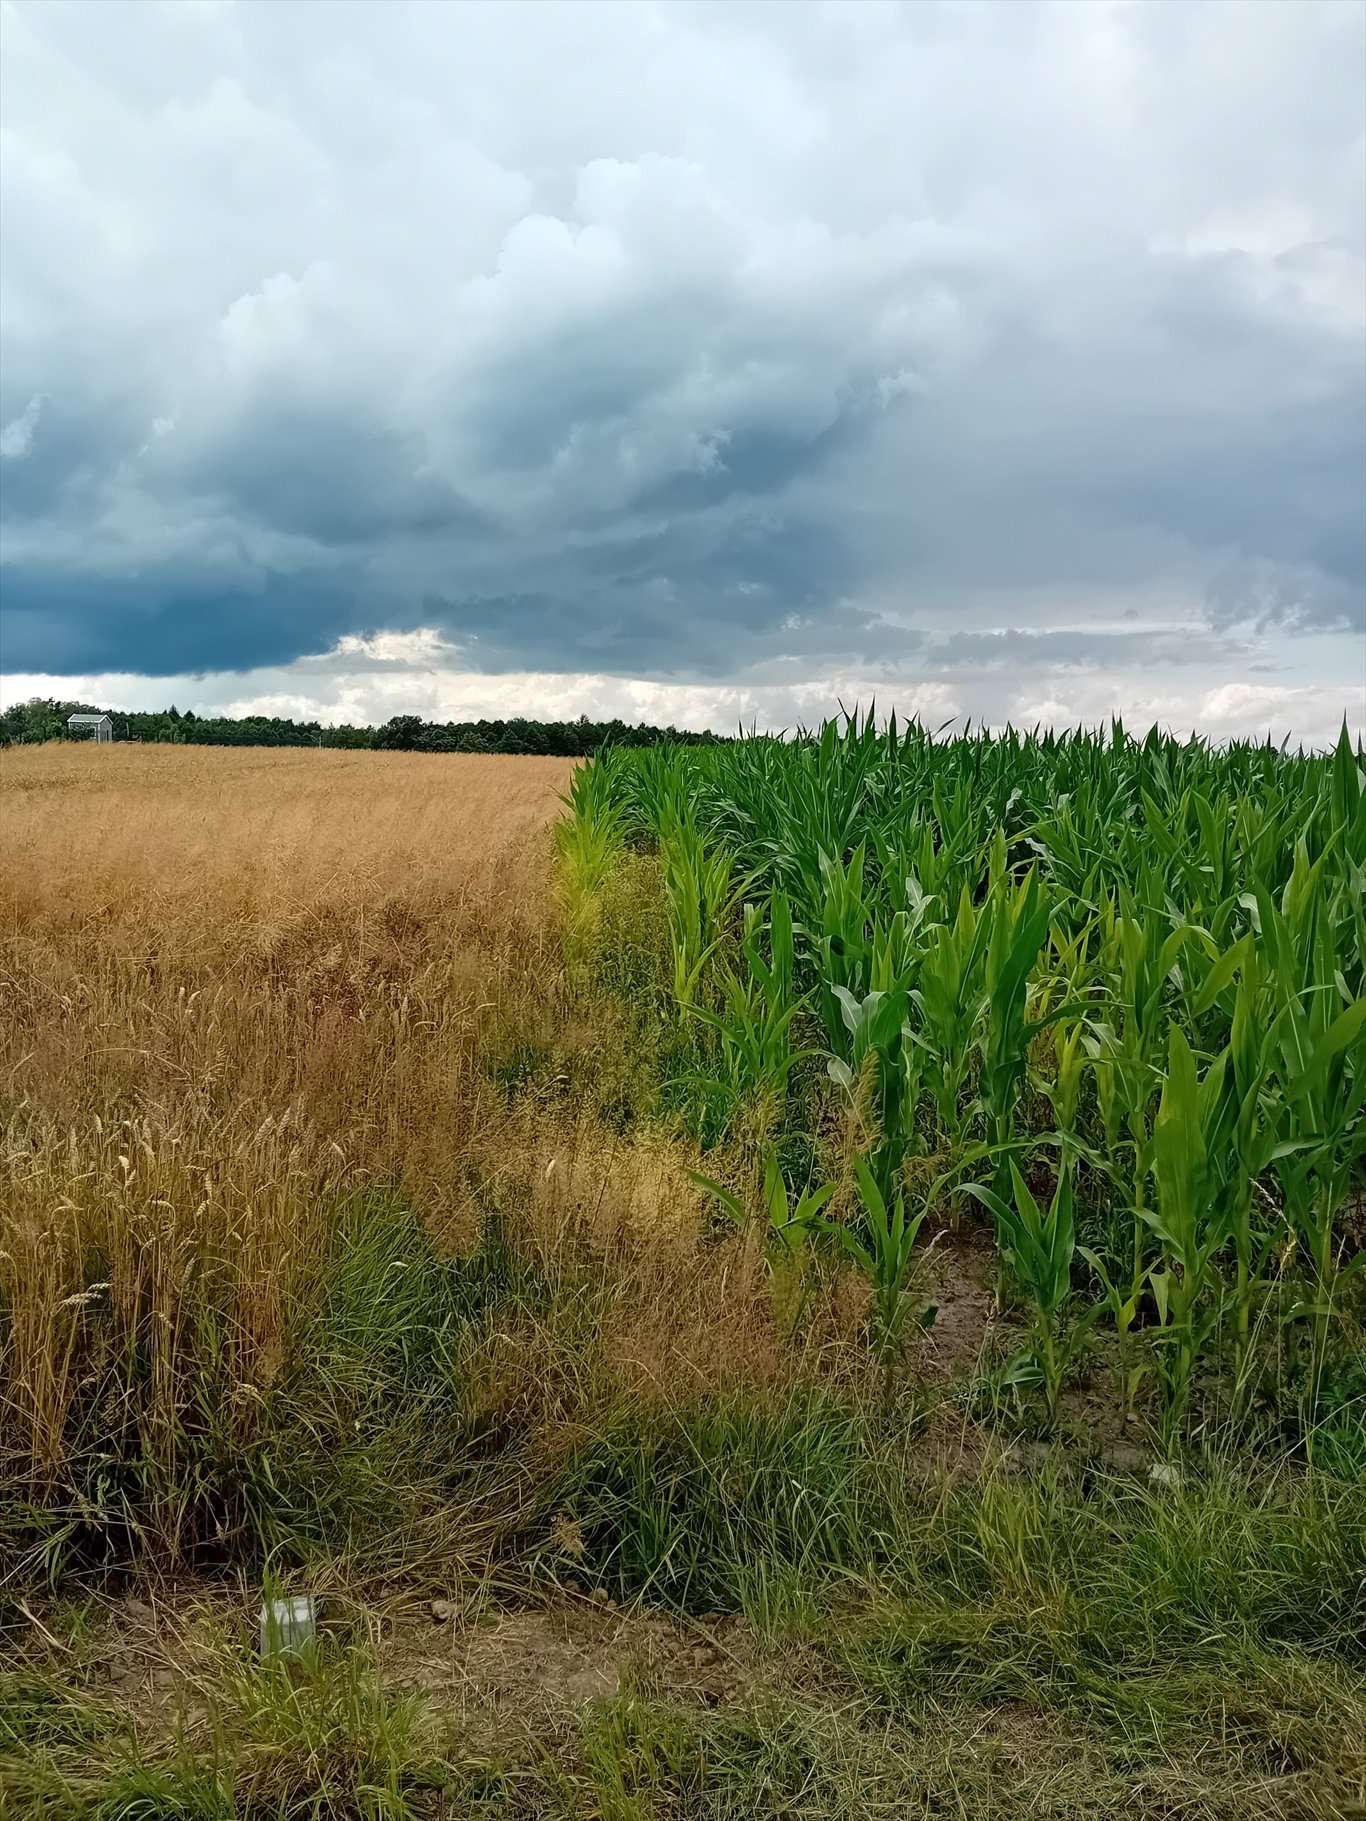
[0,565,363,675]
[1,0,1362,685]
[173,413,493,549]
[0,390,145,525]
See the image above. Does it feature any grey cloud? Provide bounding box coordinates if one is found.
[0,0,1362,690]
[928,627,1241,674]
[161,409,493,548]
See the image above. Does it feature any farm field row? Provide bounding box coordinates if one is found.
[568,716,1365,1449]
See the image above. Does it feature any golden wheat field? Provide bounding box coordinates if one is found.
[0,743,790,1511]
[0,748,545,1470]
[1,740,571,1148]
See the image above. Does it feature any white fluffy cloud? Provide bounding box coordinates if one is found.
[1,0,1362,735]
[5,624,1361,748]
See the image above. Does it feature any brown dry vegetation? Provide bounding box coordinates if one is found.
[1,741,568,1158]
[0,742,807,1546]
[1,747,558,1488]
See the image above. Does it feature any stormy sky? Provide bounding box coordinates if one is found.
[1,0,1363,739]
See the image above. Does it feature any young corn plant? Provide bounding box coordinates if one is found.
[1086,894,1196,1306]
[978,847,1060,1197]
[658,807,742,1008]
[692,1155,836,1339]
[744,887,796,1005]
[966,1161,1082,1428]
[688,893,815,1110]
[1041,1016,1090,1165]
[817,1155,930,1389]
[1143,1027,1238,1438]
[1251,858,1366,1424]
[1077,1242,1150,1422]
[1032,915,1100,1158]
[1194,938,1288,1374]
[557,756,625,964]
[911,886,989,1160]
[813,843,875,1052]
[867,871,938,998]
[826,983,919,1203]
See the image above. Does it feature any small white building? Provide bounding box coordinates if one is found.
[67,713,115,744]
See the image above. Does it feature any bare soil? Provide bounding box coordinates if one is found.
[380,1599,756,1723]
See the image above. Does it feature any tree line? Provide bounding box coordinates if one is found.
[0,697,727,755]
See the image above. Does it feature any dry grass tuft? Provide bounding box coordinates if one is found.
[1,1104,343,1487]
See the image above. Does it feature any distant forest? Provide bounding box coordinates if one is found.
[0,698,727,754]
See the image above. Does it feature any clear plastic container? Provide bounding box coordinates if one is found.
[259,1594,318,1659]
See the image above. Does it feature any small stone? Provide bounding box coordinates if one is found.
[1148,1461,1182,1489]
[429,1598,454,1623]
[1104,1443,1146,1473]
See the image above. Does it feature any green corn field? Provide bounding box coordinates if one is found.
[567,713,1366,1442]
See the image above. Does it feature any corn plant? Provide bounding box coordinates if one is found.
[688,893,814,1106]
[868,872,938,992]
[966,1161,1081,1426]
[692,1156,836,1338]
[1032,914,1098,1146]
[826,984,918,1201]
[816,1155,930,1382]
[1086,896,1196,1301]
[745,888,796,1006]
[978,846,1060,1194]
[658,806,741,1008]
[1251,858,1366,1416]
[557,757,625,941]
[814,843,875,1052]
[911,886,988,1156]
[1077,1242,1149,1420]
[1143,1028,1238,1433]
[583,712,1366,1423]
[1041,1016,1089,1164]
[1197,939,1285,1368]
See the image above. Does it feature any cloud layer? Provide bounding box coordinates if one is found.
[1,0,1363,734]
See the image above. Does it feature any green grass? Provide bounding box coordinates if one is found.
[9,1186,1361,1813]
[8,1617,1362,1820]
[538,1390,901,1611]
[3,1630,448,1821]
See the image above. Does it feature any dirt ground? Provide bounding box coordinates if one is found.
[12,1585,759,1742]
